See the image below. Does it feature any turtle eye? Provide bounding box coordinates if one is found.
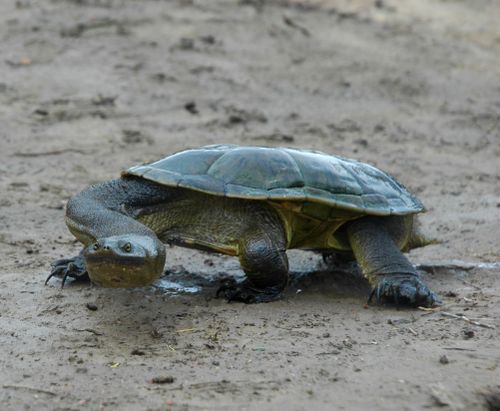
[93,242,100,251]
[122,242,132,253]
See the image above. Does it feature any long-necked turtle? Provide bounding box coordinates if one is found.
[46,144,440,306]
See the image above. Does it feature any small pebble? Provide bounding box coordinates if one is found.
[464,330,475,339]
[86,303,98,311]
[184,101,198,114]
[439,355,449,364]
[131,349,146,356]
[150,329,163,339]
[151,376,175,384]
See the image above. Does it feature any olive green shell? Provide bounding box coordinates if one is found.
[124,145,424,216]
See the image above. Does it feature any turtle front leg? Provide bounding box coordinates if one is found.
[217,230,289,304]
[45,253,90,288]
[346,217,441,307]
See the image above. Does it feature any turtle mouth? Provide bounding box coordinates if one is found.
[84,254,155,288]
[84,253,146,267]
[90,273,136,287]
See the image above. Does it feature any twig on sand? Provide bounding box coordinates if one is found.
[458,279,482,291]
[14,148,91,157]
[73,328,103,336]
[418,306,441,315]
[407,327,418,336]
[283,16,310,37]
[3,384,57,396]
[441,312,495,329]
[416,260,500,273]
[176,328,197,333]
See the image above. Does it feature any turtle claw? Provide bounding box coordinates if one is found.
[369,274,441,307]
[216,279,283,304]
[45,255,89,288]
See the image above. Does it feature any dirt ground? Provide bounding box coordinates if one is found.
[1,0,499,410]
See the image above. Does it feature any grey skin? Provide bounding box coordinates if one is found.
[46,176,440,307]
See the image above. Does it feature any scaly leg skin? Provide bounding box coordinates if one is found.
[45,254,90,288]
[346,217,441,307]
[217,229,289,304]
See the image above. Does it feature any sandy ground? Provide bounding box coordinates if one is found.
[1,0,499,410]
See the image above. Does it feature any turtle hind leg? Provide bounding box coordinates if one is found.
[217,229,289,304]
[346,216,441,307]
[45,254,89,288]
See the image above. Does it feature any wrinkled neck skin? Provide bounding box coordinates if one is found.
[65,177,172,288]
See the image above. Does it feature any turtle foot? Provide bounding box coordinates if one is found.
[370,274,441,307]
[45,255,89,288]
[216,279,283,304]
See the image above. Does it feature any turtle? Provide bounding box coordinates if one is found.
[46,144,440,307]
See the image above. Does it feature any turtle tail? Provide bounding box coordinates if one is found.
[404,218,440,251]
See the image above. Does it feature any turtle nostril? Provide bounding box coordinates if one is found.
[103,245,110,251]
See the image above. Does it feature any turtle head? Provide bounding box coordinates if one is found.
[83,234,166,288]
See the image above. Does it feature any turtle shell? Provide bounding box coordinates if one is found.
[124,145,424,216]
